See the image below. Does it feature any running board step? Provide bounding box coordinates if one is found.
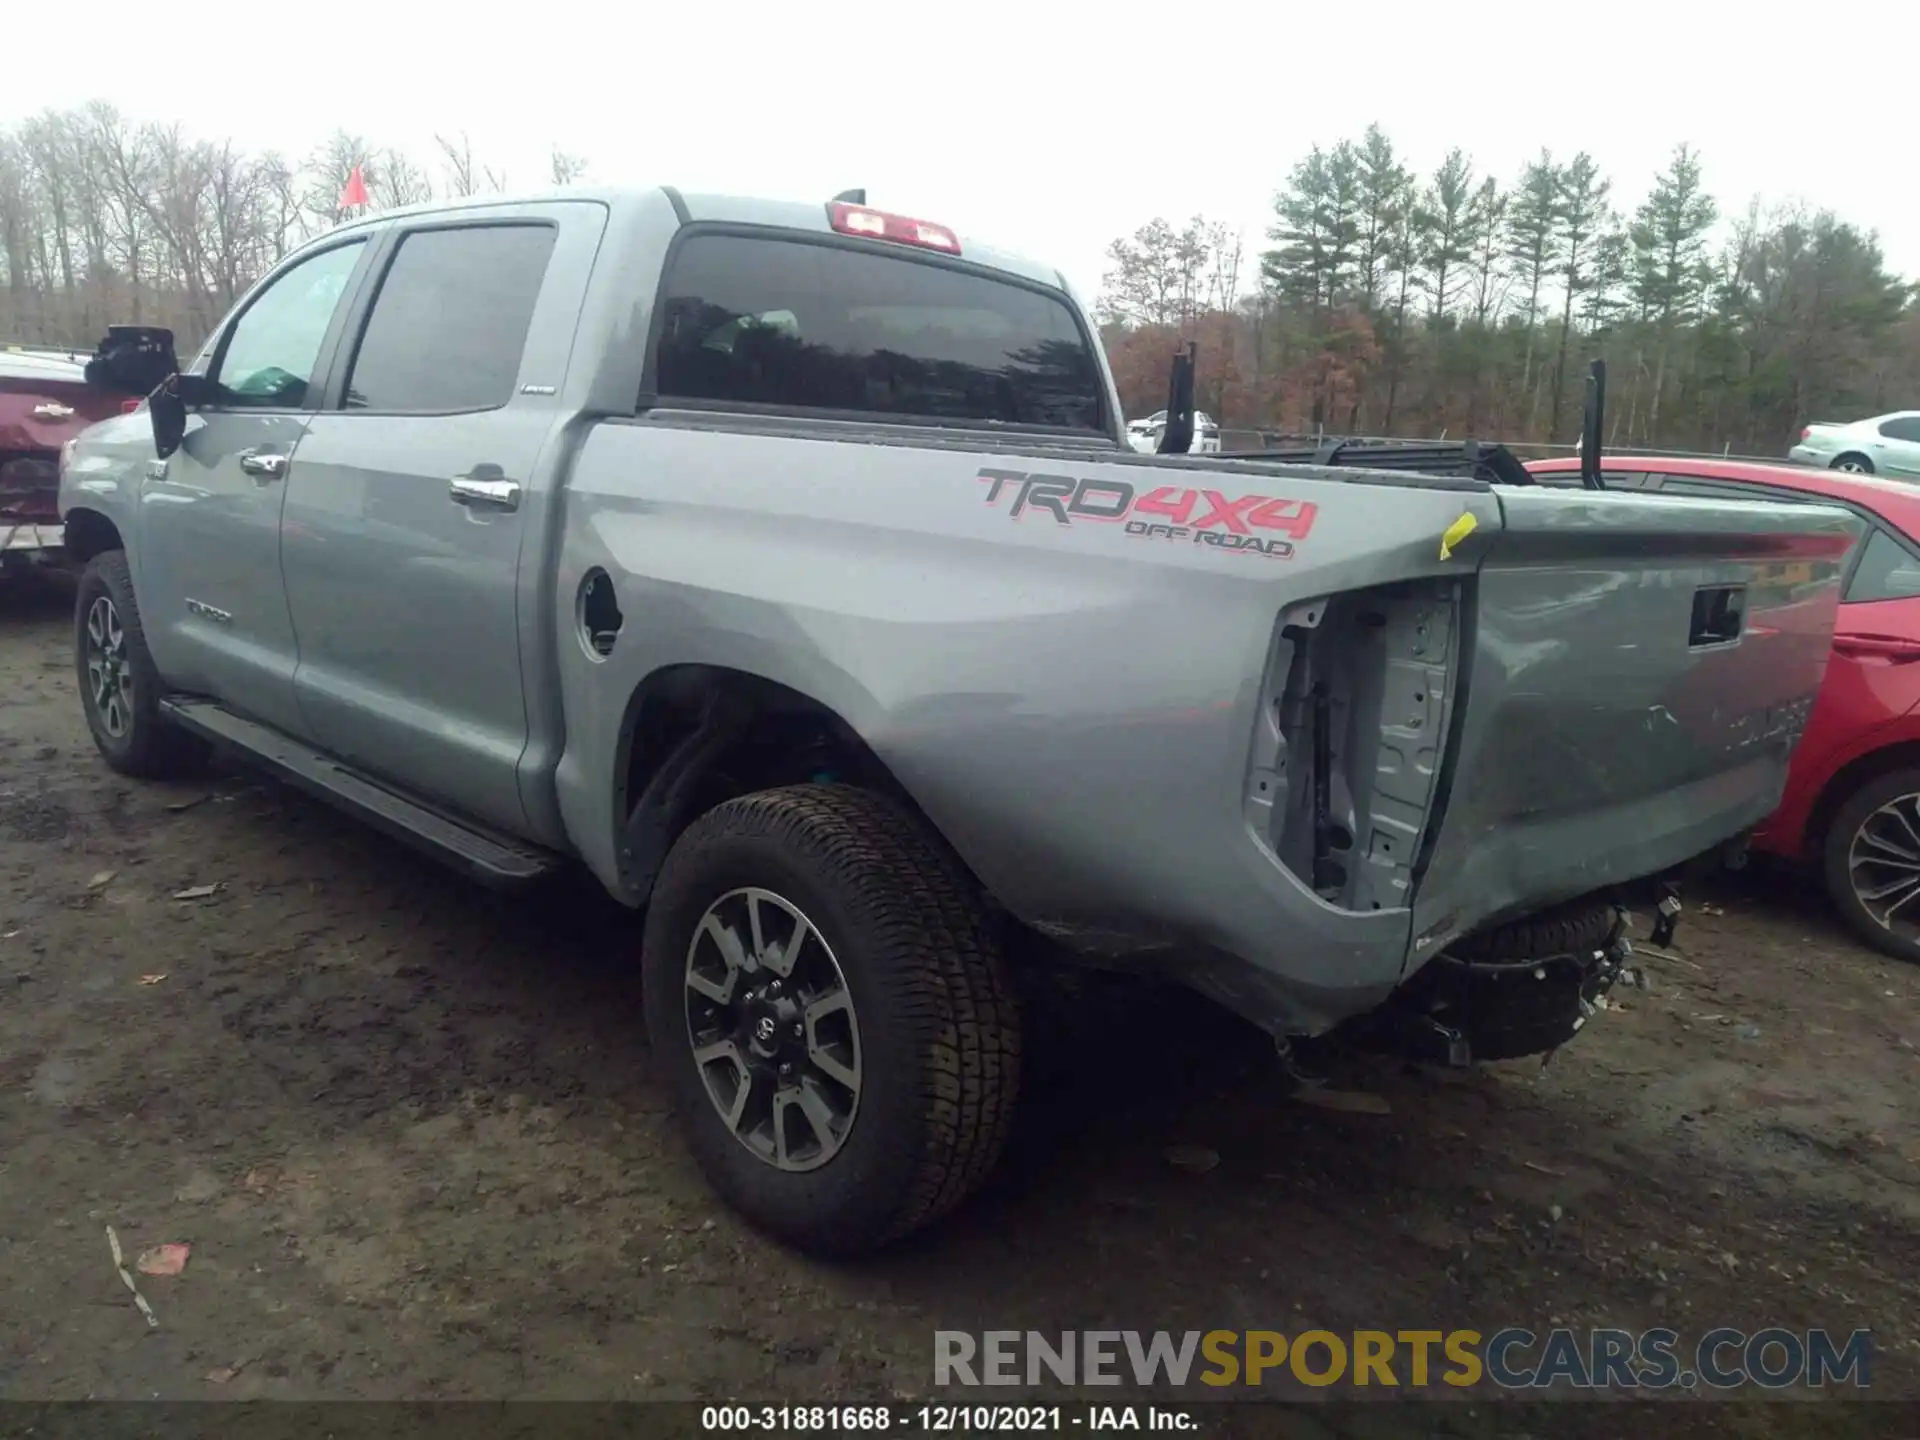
[159,697,562,890]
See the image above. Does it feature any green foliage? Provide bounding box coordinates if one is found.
[1110,127,1916,453]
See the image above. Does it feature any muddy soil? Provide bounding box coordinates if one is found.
[3,573,1917,1433]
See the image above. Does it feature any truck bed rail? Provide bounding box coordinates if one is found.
[1225,438,1537,488]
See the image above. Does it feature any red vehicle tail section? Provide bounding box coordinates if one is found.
[1,351,124,523]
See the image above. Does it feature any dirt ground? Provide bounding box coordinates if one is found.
[4,571,1919,1430]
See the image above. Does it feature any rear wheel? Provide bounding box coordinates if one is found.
[642,783,1021,1254]
[1831,453,1875,474]
[73,551,209,779]
[1822,767,1920,965]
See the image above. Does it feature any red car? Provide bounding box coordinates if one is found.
[1530,454,1920,963]
[1,344,128,580]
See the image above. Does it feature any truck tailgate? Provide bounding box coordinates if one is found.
[1409,485,1860,958]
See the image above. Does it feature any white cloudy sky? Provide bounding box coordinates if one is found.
[10,0,1916,300]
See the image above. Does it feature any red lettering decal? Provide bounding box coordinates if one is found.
[1248,498,1319,541]
[1134,486,1197,526]
[1192,490,1261,534]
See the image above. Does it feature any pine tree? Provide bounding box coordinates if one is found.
[1465,176,1508,325]
[1261,142,1362,326]
[1505,152,1564,420]
[1354,124,1411,314]
[1631,144,1719,439]
[1421,148,1476,323]
[1547,153,1611,438]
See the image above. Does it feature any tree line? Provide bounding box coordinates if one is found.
[1098,128,1920,454]
[7,107,1913,455]
[0,104,584,353]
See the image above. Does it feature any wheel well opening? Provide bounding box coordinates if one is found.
[614,665,957,899]
[1807,741,1920,855]
[64,508,123,563]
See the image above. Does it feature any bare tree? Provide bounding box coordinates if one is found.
[305,130,375,230]
[0,106,587,351]
[435,132,506,198]
[374,149,434,210]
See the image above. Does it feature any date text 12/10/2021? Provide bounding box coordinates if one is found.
[701,1406,1195,1432]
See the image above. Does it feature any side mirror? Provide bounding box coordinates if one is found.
[148,377,189,460]
[85,326,213,459]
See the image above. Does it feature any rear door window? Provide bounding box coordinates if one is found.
[342,224,557,413]
[651,234,1104,431]
[1846,528,1920,604]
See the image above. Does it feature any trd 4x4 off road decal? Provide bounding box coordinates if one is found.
[976,468,1315,559]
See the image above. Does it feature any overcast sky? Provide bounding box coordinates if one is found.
[10,0,1916,301]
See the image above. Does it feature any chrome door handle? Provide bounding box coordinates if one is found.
[238,449,288,481]
[450,476,521,511]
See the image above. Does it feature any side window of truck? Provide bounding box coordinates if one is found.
[341,224,558,414]
[650,233,1105,431]
[212,239,366,409]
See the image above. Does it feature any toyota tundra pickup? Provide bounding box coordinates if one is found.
[60,186,1859,1254]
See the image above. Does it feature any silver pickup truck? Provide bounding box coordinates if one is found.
[60,187,1857,1254]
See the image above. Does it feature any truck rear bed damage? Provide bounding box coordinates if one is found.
[1243,576,1640,1066]
[1247,579,1460,917]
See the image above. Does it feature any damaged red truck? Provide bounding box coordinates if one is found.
[1,345,126,581]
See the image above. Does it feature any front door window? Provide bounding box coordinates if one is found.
[214,241,366,409]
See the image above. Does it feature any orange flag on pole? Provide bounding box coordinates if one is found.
[338,166,370,210]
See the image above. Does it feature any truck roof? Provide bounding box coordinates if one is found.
[331,186,1074,295]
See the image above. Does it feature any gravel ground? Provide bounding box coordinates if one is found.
[3,572,1918,1435]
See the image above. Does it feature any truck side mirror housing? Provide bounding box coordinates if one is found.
[148,378,189,459]
[85,325,211,459]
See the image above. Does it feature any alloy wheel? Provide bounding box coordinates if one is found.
[84,595,134,739]
[683,886,862,1172]
[1846,792,1920,934]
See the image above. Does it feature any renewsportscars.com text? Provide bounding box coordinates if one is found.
[934,1328,1873,1391]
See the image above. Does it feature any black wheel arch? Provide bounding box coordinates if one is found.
[63,507,124,563]
[611,664,981,905]
[1805,741,1920,860]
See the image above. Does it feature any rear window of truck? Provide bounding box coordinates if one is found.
[651,233,1105,432]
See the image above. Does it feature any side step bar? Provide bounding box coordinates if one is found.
[160,697,563,890]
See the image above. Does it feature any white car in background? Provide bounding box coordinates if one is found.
[1789,411,1920,478]
[1125,409,1221,454]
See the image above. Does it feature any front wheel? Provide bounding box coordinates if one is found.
[73,551,209,779]
[642,784,1020,1255]
[1822,767,1920,965]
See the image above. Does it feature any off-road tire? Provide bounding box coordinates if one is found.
[1451,895,1619,962]
[73,550,210,779]
[642,784,1021,1255]
[1822,767,1920,965]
